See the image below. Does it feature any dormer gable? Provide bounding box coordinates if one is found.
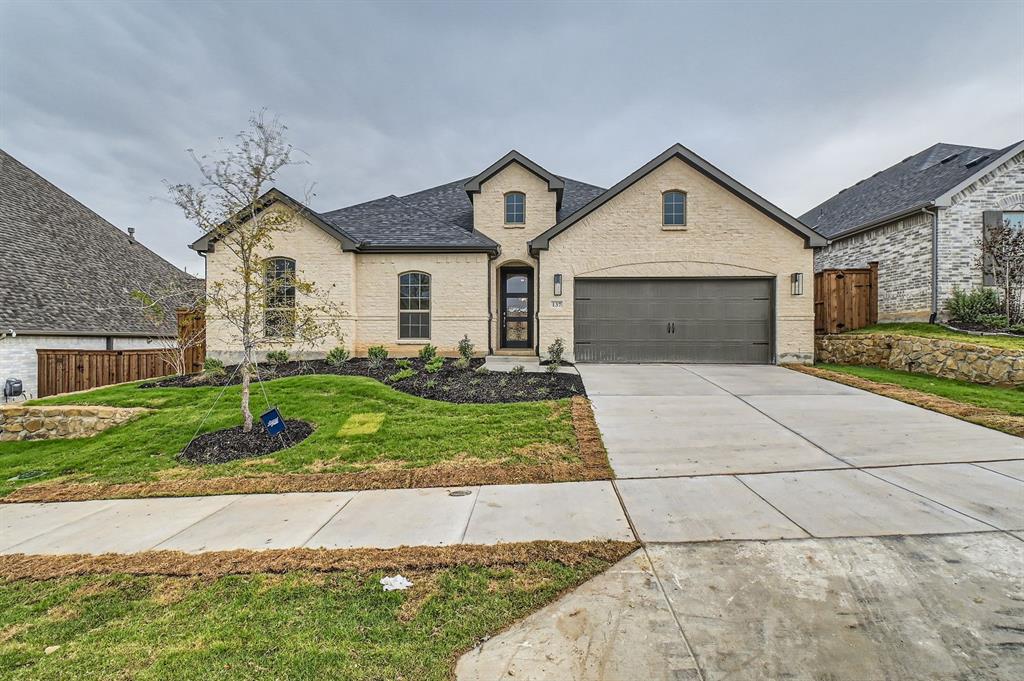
[464,150,564,211]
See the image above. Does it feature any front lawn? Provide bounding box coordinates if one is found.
[0,558,611,680]
[818,364,1024,416]
[0,375,582,500]
[848,323,1024,351]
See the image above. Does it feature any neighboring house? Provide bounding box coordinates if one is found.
[191,145,824,365]
[0,149,199,398]
[804,140,1024,322]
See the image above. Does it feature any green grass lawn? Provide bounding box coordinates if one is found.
[0,375,575,498]
[0,560,607,681]
[818,364,1024,416]
[848,322,1024,351]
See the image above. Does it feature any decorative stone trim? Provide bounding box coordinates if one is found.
[0,405,150,441]
[815,334,1024,386]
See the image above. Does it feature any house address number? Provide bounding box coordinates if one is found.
[550,300,563,309]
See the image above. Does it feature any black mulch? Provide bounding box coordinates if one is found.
[142,357,586,404]
[947,322,1024,337]
[178,420,314,465]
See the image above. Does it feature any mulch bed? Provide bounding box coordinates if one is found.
[945,322,1024,337]
[787,364,1024,438]
[178,420,314,465]
[143,357,586,403]
[0,540,640,581]
[2,397,613,504]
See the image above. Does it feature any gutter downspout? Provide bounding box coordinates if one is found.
[924,206,939,323]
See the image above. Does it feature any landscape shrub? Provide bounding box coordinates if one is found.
[367,345,389,369]
[458,335,474,360]
[396,359,412,370]
[978,313,1010,329]
[425,356,445,373]
[203,357,225,377]
[546,337,565,364]
[265,349,289,364]
[474,364,489,375]
[510,364,525,375]
[325,346,350,367]
[944,287,1002,323]
[418,344,438,361]
[386,368,416,383]
[454,357,470,370]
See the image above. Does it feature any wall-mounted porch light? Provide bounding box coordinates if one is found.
[553,273,563,296]
[791,272,804,296]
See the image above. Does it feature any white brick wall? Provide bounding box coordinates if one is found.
[0,335,159,399]
[540,157,815,363]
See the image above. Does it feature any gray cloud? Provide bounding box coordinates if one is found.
[2,0,1021,274]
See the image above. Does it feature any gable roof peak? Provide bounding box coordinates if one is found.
[463,150,565,209]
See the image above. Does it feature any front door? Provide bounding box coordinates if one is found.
[500,267,533,348]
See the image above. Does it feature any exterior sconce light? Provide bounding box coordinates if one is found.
[553,273,563,296]
[791,272,804,296]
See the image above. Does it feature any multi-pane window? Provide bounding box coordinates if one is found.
[399,272,430,339]
[264,257,296,338]
[663,191,686,226]
[505,192,525,224]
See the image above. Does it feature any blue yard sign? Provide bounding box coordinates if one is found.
[260,407,287,436]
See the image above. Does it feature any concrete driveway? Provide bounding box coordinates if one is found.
[458,364,1024,680]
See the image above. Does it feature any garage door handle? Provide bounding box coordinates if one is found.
[667,322,676,334]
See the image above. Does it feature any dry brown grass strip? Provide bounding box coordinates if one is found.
[0,540,639,582]
[3,398,614,504]
[787,364,1024,437]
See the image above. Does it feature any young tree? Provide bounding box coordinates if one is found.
[169,113,343,431]
[980,214,1024,324]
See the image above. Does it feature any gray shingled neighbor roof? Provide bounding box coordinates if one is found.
[800,141,1022,239]
[0,149,199,336]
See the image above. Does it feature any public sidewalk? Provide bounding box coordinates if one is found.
[0,481,633,555]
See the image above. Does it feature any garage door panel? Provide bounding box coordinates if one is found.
[574,278,773,364]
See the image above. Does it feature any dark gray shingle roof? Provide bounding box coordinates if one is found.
[800,141,1020,239]
[0,149,199,336]
[319,174,606,250]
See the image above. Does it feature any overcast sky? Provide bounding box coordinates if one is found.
[2,0,1022,274]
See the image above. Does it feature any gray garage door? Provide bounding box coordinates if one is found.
[574,278,773,363]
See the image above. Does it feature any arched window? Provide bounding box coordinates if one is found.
[505,192,525,224]
[663,191,686,226]
[264,257,296,338]
[399,271,430,339]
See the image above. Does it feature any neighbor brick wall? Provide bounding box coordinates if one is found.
[938,151,1024,305]
[814,212,933,322]
[541,156,815,364]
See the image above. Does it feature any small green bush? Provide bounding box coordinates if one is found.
[509,364,525,375]
[325,346,350,367]
[457,335,474,360]
[202,357,225,376]
[367,345,389,369]
[546,362,560,374]
[474,364,489,375]
[396,358,412,370]
[265,349,289,364]
[978,313,1010,329]
[547,337,565,364]
[425,356,445,373]
[418,344,438,361]
[386,368,416,383]
[424,378,437,389]
[454,356,470,370]
[944,287,1002,323]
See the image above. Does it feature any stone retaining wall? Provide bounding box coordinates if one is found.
[0,405,150,441]
[815,334,1024,386]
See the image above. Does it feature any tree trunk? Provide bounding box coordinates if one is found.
[240,359,254,432]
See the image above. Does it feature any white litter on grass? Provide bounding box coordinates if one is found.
[380,575,413,591]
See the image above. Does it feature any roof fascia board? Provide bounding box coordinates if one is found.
[933,141,1024,208]
[355,244,498,255]
[189,188,360,253]
[529,144,826,252]
[463,151,565,209]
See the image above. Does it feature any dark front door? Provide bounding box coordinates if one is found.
[500,267,533,348]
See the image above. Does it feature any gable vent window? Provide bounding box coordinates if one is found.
[264,257,296,338]
[399,271,431,339]
[663,191,687,226]
[505,192,525,224]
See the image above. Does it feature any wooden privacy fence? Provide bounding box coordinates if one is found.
[36,308,206,397]
[814,263,878,335]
